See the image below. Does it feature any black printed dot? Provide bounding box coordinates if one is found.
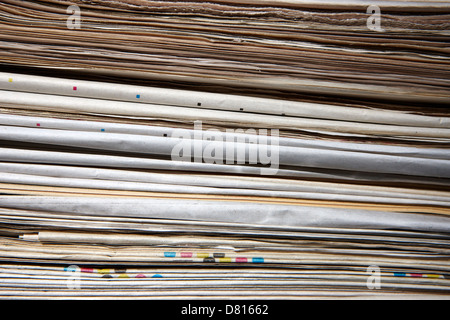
[197,102,202,106]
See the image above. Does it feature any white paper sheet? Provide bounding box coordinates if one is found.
[1,196,449,233]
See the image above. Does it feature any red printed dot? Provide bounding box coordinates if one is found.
[36,123,40,127]
[73,86,77,91]
[135,274,146,278]
[181,252,193,258]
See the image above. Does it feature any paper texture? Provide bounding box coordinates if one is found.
[0,0,449,300]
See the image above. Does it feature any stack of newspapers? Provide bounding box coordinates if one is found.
[0,0,449,299]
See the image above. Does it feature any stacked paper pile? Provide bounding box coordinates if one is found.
[0,0,449,299]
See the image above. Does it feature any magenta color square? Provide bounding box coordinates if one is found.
[73,86,77,91]
[36,123,40,127]
[181,252,193,258]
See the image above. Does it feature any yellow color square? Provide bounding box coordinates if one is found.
[8,78,13,82]
[97,268,111,274]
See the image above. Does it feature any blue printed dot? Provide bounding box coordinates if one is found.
[64,266,78,272]
[136,94,141,99]
[152,274,163,278]
[164,252,176,258]
[101,129,105,132]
